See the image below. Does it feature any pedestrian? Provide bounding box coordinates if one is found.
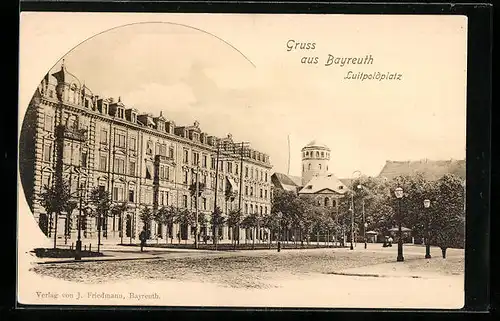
[388,236,393,247]
[139,230,146,252]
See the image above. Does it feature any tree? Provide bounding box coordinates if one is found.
[189,180,205,246]
[63,200,78,245]
[174,208,194,244]
[211,206,225,249]
[88,187,112,253]
[111,202,129,245]
[241,212,259,249]
[429,174,465,258]
[139,205,154,239]
[261,210,280,248]
[227,209,243,248]
[39,179,72,249]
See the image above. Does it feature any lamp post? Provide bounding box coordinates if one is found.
[75,188,83,261]
[394,187,404,262]
[423,199,431,259]
[277,211,282,252]
[357,184,367,249]
[364,222,368,249]
[349,196,354,250]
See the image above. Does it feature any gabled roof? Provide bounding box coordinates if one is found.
[271,172,302,192]
[378,159,466,181]
[298,173,349,195]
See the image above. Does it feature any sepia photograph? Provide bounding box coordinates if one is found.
[18,13,467,309]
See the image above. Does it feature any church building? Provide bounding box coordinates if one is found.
[271,140,349,209]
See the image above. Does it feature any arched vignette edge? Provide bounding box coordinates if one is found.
[43,20,257,74]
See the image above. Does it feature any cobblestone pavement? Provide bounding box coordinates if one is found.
[30,245,464,289]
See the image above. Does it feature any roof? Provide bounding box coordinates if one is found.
[298,173,349,195]
[51,61,81,88]
[271,173,302,192]
[378,159,466,181]
[302,140,330,151]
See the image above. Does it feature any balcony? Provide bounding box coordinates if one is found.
[154,154,174,164]
[57,125,87,142]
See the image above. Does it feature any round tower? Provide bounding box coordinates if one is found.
[301,140,331,186]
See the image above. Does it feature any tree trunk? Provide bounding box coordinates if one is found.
[252,227,255,250]
[97,215,101,253]
[441,247,447,258]
[317,229,320,247]
[53,212,59,249]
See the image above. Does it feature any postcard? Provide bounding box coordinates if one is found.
[18,12,467,308]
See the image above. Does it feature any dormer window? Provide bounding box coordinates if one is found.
[339,186,344,190]
[131,113,136,123]
[306,185,313,189]
[193,133,199,142]
[117,108,124,119]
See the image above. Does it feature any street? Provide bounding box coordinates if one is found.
[24,244,464,308]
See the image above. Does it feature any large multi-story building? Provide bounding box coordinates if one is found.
[19,62,273,242]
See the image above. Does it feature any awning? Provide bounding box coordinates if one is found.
[366,231,378,235]
[388,227,412,232]
[226,177,239,194]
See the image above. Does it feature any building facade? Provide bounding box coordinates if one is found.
[19,63,273,242]
[272,140,348,210]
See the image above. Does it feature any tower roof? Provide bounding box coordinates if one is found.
[51,60,82,88]
[302,140,330,151]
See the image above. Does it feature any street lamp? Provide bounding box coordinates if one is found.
[357,184,367,249]
[423,199,431,259]
[349,200,354,250]
[277,211,282,252]
[364,222,368,249]
[394,187,404,262]
[75,187,83,261]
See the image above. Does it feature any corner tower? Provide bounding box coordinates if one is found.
[301,140,331,186]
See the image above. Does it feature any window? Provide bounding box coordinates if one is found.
[113,186,124,201]
[184,171,189,184]
[265,173,268,182]
[324,197,330,207]
[264,190,268,199]
[169,147,174,159]
[43,144,51,162]
[211,157,215,169]
[260,206,263,214]
[183,195,188,208]
[319,164,322,170]
[316,151,319,157]
[235,164,239,175]
[145,164,153,180]
[250,204,254,214]
[130,137,136,150]
[184,149,189,163]
[44,115,53,132]
[245,186,248,196]
[42,174,51,190]
[81,151,87,167]
[308,163,311,170]
[219,161,223,171]
[129,161,136,176]
[100,129,108,144]
[128,189,135,202]
[321,152,324,158]
[160,144,167,156]
[245,167,249,178]
[99,155,107,171]
[250,168,254,179]
[202,155,207,168]
[250,187,254,196]
[260,189,263,198]
[245,204,248,214]
[114,158,125,174]
[203,175,207,185]
[265,207,268,214]
[203,197,207,210]
[192,152,199,166]
[155,143,160,155]
[227,162,232,173]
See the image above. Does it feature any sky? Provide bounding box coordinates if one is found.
[27,14,467,179]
